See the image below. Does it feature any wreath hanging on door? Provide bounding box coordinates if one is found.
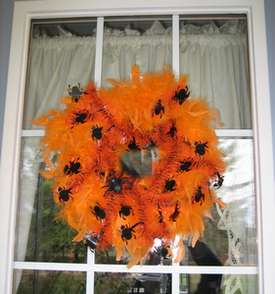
[34,65,225,267]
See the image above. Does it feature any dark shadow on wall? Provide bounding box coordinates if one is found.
[0,0,14,158]
[265,0,275,160]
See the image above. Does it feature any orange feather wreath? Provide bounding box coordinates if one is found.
[34,65,225,267]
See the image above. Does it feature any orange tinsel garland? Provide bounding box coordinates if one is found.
[34,66,225,267]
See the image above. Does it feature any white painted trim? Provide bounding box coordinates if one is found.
[94,17,104,87]
[172,272,180,294]
[13,262,258,275]
[0,9,32,294]
[246,3,275,294]
[21,129,253,138]
[85,16,104,294]
[11,0,254,17]
[21,129,45,137]
[215,129,253,138]
[172,14,180,77]
[1,1,274,294]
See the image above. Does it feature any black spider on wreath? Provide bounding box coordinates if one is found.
[119,205,133,219]
[167,122,177,138]
[91,203,106,221]
[58,187,72,202]
[120,222,144,243]
[64,159,81,175]
[164,179,176,192]
[68,83,85,102]
[173,86,190,105]
[213,172,224,189]
[128,137,140,151]
[152,99,165,118]
[178,160,193,172]
[91,125,103,140]
[71,110,90,126]
[169,201,180,222]
[195,141,208,156]
[192,186,205,205]
[104,170,131,194]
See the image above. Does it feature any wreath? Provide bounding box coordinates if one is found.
[35,66,225,267]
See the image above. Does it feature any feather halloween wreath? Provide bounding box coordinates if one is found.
[34,66,225,267]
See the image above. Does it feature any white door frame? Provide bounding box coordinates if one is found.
[0,0,274,293]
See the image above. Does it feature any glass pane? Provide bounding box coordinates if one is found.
[13,270,86,294]
[102,16,172,87]
[94,273,171,294]
[180,274,257,294]
[14,137,86,262]
[95,138,256,266]
[23,19,97,129]
[179,17,251,129]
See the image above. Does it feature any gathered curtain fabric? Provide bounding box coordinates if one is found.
[17,20,254,293]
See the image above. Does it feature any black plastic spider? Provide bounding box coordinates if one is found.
[91,203,106,221]
[178,160,192,172]
[152,99,165,118]
[195,141,208,156]
[91,125,103,140]
[119,205,133,219]
[72,111,89,125]
[164,179,176,192]
[173,86,190,105]
[64,159,81,175]
[120,222,144,243]
[213,172,224,189]
[169,201,180,222]
[167,122,177,138]
[128,137,140,151]
[68,83,85,102]
[104,170,131,194]
[192,186,205,205]
[58,187,72,202]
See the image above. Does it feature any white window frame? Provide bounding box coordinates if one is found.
[0,0,274,293]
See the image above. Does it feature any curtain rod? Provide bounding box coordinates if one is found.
[32,15,246,25]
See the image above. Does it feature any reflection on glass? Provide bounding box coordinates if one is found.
[13,270,86,294]
[96,139,256,266]
[23,20,97,128]
[102,16,172,87]
[180,274,257,294]
[15,138,85,262]
[179,18,251,129]
[94,273,171,294]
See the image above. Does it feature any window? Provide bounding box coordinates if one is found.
[1,1,274,294]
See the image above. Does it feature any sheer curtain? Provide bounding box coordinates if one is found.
[19,20,252,292]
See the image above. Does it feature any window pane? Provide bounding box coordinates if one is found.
[13,270,86,294]
[14,138,86,262]
[23,19,97,129]
[179,17,251,129]
[94,273,171,294]
[95,138,256,266]
[180,274,257,294]
[102,16,172,87]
